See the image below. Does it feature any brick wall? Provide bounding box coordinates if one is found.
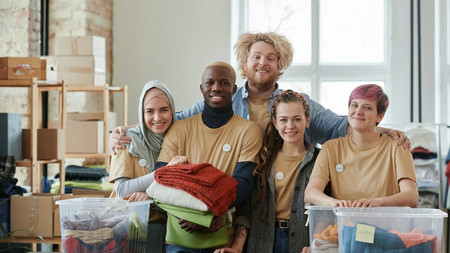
[0,0,42,187]
[0,0,113,188]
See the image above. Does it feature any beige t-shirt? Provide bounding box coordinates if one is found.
[311,134,416,200]
[158,114,262,176]
[109,148,150,198]
[247,96,270,133]
[274,152,305,220]
[109,148,166,221]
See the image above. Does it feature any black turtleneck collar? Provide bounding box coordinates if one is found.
[201,102,234,129]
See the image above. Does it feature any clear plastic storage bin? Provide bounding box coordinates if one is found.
[305,205,338,252]
[334,207,447,253]
[56,197,152,253]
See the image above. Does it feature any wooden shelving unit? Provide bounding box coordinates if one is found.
[0,77,66,193]
[65,84,127,172]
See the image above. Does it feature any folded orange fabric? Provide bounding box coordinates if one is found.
[155,163,238,216]
[314,224,339,244]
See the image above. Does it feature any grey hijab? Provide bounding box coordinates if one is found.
[125,80,175,172]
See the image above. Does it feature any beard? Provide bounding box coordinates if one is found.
[246,71,279,90]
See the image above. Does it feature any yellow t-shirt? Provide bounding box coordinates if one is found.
[247,96,270,134]
[274,152,305,220]
[310,134,416,200]
[109,148,150,198]
[109,148,166,221]
[158,114,262,176]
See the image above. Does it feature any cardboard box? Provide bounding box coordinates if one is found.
[67,112,103,121]
[22,128,65,160]
[0,57,42,80]
[38,129,65,160]
[40,56,57,82]
[0,113,22,160]
[66,121,104,153]
[54,56,106,86]
[55,35,106,56]
[10,194,59,237]
[67,111,117,131]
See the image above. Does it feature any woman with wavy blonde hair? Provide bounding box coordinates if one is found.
[215,90,316,253]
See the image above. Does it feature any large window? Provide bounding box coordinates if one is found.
[239,0,391,120]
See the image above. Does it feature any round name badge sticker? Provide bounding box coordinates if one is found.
[223,144,231,152]
[139,159,147,167]
[336,164,344,173]
[276,172,285,180]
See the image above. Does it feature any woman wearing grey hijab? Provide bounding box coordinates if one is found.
[109,80,175,253]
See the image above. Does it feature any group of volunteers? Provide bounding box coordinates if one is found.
[108,32,417,253]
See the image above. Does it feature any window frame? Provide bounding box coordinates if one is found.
[232,0,393,118]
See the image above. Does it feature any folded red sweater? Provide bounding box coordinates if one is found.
[155,163,225,186]
[155,163,238,216]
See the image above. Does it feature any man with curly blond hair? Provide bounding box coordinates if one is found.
[176,32,410,146]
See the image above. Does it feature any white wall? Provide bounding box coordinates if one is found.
[113,0,444,126]
[113,0,231,124]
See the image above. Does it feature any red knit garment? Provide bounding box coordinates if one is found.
[155,163,226,186]
[155,163,238,216]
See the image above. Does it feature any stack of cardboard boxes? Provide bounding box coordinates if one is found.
[49,35,108,154]
[45,35,106,86]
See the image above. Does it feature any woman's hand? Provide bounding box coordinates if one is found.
[110,126,131,155]
[387,129,411,150]
[332,199,353,207]
[179,216,223,233]
[351,198,382,207]
[123,191,150,202]
[168,155,190,165]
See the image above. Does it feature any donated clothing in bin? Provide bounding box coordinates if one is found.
[334,207,447,253]
[305,205,338,252]
[56,197,151,253]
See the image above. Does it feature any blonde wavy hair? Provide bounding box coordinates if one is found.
[234,32,294,80]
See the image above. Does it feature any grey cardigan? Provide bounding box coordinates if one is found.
[235,142,319,253]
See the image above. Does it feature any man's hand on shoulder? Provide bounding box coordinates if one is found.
[110,125,131,155]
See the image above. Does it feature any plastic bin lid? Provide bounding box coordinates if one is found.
[304,204,334,211]
[333,207,448,218]
[55,197,153,207]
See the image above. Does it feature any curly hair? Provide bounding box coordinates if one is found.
[234,32,294,80]
[252,90,310,222]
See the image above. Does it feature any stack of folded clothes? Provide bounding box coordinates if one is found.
[146,163,238,249]
[341,224,438,253]
[51,165,113,193]
[406,127,439,208]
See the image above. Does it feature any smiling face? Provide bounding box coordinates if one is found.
[143,88,173,134]
[348,98,385,132]
[273,101,310,145]
[243,41,280,87]
[200,65,237,110]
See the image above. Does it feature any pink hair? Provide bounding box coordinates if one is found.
[348,84,389,115]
